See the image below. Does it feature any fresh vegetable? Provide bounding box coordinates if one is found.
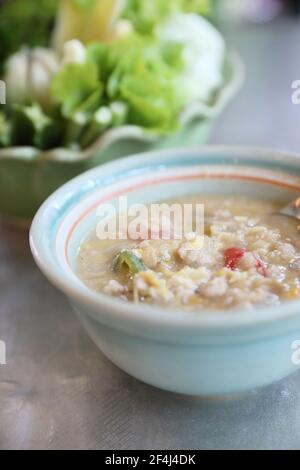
[183,0,212,14]
[52,0,129,50]
[4,47,59,110]
[1,32,187,149]
[123,0,211,35]
[52,35,185,136]
[51,60,101,118]
[79,101,127,147]
[0,112,11,147]
[156,13,225,104]
[0,0,225,151]
[61,39,87,66]
[113,250,146,274]
[10,103,62,150]
[0,0,58,75]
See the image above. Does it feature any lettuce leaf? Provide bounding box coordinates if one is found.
[91,36,184,132]
[123,0,211,34]
[123,0,176,35]
[51,35,185,137]
[51,61,102,117]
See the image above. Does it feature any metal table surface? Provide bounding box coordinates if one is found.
[1,19,300,450]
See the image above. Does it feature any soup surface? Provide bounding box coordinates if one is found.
[77,196,300,310]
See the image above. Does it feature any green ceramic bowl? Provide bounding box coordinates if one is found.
[0,52,243,223]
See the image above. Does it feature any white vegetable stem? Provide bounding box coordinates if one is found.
[61,39,87,66]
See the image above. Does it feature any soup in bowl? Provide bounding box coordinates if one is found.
[30,147,300,396]
[78,195,300,311]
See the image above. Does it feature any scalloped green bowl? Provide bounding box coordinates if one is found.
[0,52,243,223]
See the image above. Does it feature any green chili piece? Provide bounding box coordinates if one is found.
[113,250,146,274]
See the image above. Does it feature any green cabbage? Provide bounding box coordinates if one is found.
[51,34,185,139]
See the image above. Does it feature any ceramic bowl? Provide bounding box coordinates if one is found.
[0,52,243,223]
[30,146,300,396]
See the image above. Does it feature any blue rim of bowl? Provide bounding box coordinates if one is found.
[30,146,300,331]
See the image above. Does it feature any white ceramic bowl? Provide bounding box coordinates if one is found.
[30,146,300,396]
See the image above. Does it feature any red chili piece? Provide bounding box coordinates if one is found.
[224,247,267,276]
[224,247,246,270]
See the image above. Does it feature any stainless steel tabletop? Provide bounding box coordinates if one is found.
[1,18,300,450]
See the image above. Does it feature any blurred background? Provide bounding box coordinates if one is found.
[217,0,300,153]
[211,0,300,152]
[202,0,298,156]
